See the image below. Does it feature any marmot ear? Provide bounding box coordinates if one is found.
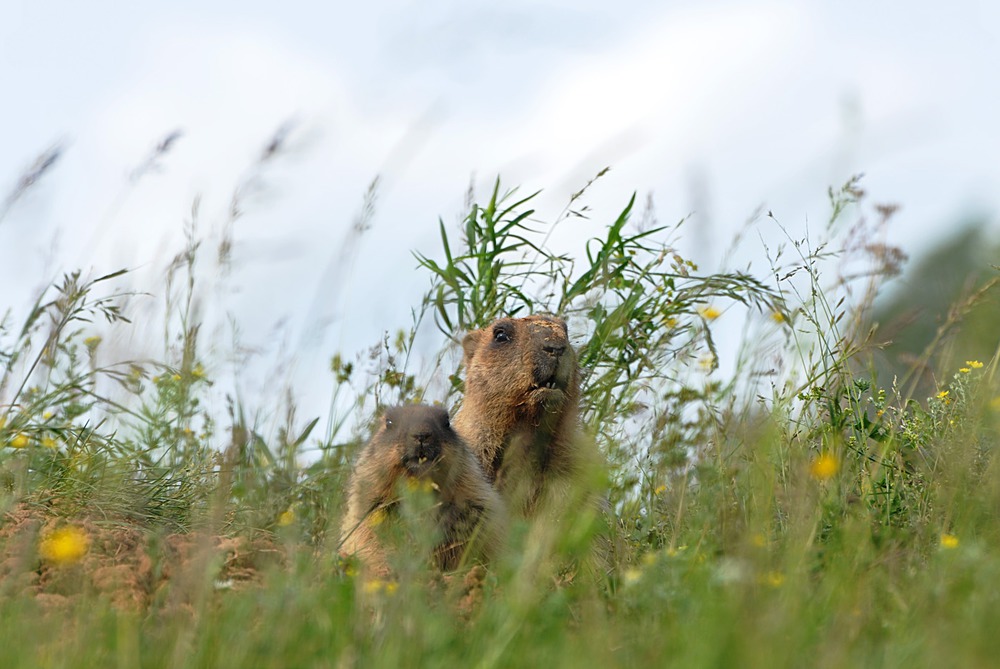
[461,330,483,364]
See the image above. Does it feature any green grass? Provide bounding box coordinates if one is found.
[2,164,1000,668]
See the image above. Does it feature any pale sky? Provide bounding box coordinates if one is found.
[2,0,999,443]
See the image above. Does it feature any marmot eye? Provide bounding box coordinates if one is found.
[385,417,394,428]
[493,328,511,343]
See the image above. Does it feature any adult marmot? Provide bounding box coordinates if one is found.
[339,404,505,575]
[453,314,602,516]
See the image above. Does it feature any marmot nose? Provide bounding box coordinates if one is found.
[408,432,439,462]
[543,342,565,357]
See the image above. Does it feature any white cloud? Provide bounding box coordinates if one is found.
[521,3,807,166]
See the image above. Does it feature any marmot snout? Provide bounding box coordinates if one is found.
[393,406,447,478]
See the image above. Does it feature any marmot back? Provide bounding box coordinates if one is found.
[339,404,505,575]
[452,315,598,515]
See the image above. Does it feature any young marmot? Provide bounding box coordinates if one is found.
[452,315,602,516]
[339,404,505,575]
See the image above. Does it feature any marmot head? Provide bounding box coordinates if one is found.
[461,314,579,418]
[374,404,457,481]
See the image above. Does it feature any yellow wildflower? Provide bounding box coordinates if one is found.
[10,433,29,449]
[363,579,385,594]
[653,484,667,495]
[762,571,785,588]
[698,305,721,321]
[967,360,983,369]
[405,478,437,494]
[41,437,57,449]
[192,363,205,379]
[83,336,102,349]
[43,411,53,420]
[39,526,90,565]
[751,533,767,548]
[363,579,398,595]
[959,367,971,374]
[369,508,387,526]
[622,568,643,585]
[770,312,785,323]
[940,534,959,549]
[171,374,182,382]
[991,397,1000,412]
[809,453,839,481]
[936,390,949,401]
[277,509,295,527]
[642,552,657,566]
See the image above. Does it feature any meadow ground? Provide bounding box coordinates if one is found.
[2,172,999,668]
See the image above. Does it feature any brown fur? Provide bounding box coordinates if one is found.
[453,314,599,516]
[339,404,506,576]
